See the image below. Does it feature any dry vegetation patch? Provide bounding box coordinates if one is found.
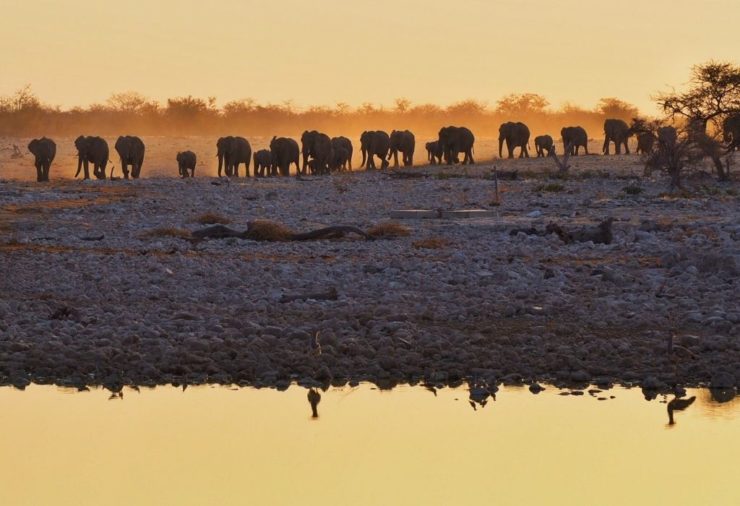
[191,212,232,225]
[367,222,411,239]
[244,220,294,241]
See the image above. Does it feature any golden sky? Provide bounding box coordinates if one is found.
[1,0,738,113]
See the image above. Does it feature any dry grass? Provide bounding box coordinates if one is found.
[367,222,411,239]
[139,227,191,240]
[191,212,231,225]
[245,220,293,241]
[412,237,451,249]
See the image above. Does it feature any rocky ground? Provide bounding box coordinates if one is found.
[1,152,738,394]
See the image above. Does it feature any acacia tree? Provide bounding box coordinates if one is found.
[655,61,740,181]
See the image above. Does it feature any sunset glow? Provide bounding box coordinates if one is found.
[2,0,738,112]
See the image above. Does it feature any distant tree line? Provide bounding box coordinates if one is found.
[0,86,641,139]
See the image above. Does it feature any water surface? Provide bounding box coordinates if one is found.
[0,385,737,505]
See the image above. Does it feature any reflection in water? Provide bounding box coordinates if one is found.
[468,382,496,411]
[307,389,321,418]
[710,387,736,404]
[667,396,696,426]
[0,385,737,506]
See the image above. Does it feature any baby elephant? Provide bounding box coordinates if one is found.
[426,141,443,164]
[176,151,197,178]
[253,149,274,177]
[534,135,554,157]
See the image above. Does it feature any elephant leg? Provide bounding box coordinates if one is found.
[122,163,130,179]
[84,160,90,180]
[603,137,610,155]
[624,140,630,155]
[524,145,530,158]
[468,149,475,164]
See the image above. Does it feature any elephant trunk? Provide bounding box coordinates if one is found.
[75,156,82,178]
[498,137,504,158]
[361,148,367,168]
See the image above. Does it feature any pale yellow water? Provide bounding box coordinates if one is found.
[0,385,737,506]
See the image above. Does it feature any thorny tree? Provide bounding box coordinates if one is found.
[655,61,740,182]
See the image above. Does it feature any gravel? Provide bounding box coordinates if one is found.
[0,161,738,393]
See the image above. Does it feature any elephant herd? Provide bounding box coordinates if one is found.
[23,115,740,182]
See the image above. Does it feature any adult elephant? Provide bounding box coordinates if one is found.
[300,131,332,175]
[388,130,415,167]
[560,126,589,155]
[217,136,252,177]
[331,136,353,170]
[360,131,390,170]
[635,132,656,155]
[27,137,56,182]
[114,136,145,179]
[177,151,197,178]
[534,135,554,157]
[426,141,443,164]
[74,136,109,180]
[270,137,300,176]
[498,122,530,158]
[723,114,740,151]
[438,126,475,165]
[603,119,635,155]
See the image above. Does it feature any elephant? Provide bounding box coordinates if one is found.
[176,151,197,178]
[534,135,554,157]
[253,149,273,177]
[114,136,145,179]
[498,122,530,158]
[723,114,740,151]
[603,119,635,155]
[388,130,415,167]
[330,136,353,170]
[74,136,109,180]
[217,136,252,177]
[426,141,443,164]
[331,146,350,172]
[560,126,589,155]
[635,132,656,155]
[268,137,300,177]
[438,126,475,164]
[360,131,390,170]
[27,137,56,182]
[300,131,333,175]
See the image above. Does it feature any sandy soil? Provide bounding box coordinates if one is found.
[0,142,738,393]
